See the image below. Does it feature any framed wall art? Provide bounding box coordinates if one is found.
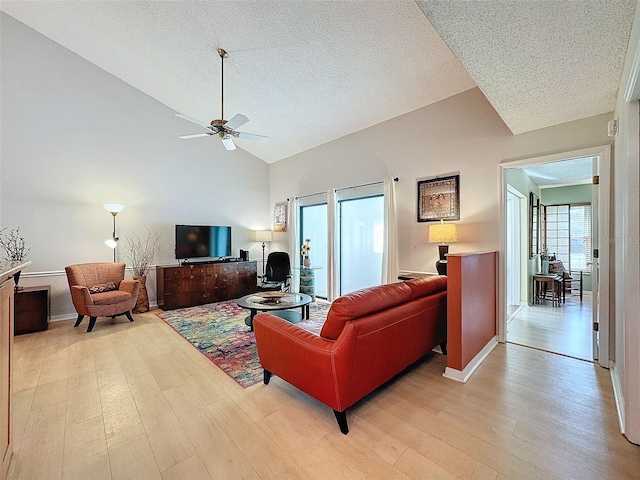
[417,174,460,222]
[274,203,287,232]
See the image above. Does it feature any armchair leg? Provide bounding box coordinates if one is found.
[440,342,447,356]
[333,410,349,435]
[74,315,84,327]
[125,311,135,322]
[87,316,97,333]
[263,370,272,384]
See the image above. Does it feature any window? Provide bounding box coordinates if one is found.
[543,203,591,273]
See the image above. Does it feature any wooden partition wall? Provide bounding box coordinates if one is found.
[444,251,498,383]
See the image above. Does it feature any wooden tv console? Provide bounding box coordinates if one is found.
[156,261,257,310]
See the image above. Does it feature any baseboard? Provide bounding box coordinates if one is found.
[610,361,626,435]
[442,336,499,383]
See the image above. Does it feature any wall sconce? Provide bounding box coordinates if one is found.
[254,230,272,276]
[428,220,458,275]
[104,203,125,262]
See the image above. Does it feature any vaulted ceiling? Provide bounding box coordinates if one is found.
[1,1,636,165]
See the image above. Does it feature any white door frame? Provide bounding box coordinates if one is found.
[498,145,611,367]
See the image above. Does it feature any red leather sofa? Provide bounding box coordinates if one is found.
[253,276,447,434]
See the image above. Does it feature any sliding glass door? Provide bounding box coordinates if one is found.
[339,195,384,294]
[300,203,328,298]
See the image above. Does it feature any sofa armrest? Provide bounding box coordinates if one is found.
[254,312,357,411]
[119,279,140,297]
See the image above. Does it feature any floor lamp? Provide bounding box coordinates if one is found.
[428,220,457,275]
[255,230,272,276]
[104,203,125,262]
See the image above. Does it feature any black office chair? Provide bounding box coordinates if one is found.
[257,252,291,292]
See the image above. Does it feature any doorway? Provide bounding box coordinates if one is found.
[499,145,610,367]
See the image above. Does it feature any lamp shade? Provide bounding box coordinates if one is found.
[255,230,272,242]
[428,222,458,244]
[105,238,118,249]
[103,203,125,214]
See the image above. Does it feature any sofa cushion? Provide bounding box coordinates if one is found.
[320,282,413,340]
[91,290,133,306]
[405,276,447,300]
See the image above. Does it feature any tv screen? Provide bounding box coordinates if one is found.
[175,225,232,259]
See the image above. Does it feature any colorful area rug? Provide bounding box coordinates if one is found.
[156,299,331,388]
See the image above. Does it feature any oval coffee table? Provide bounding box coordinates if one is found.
[237,292,312,330]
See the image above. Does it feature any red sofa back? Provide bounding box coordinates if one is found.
[254,276,448,417]
[327,277,447,407]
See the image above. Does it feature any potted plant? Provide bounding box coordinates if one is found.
[300,238,311,267]
[0,226,30,290]
[124,227,160,313]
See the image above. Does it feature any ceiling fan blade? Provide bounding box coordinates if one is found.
[175,113,211,129]
[179,133,213,139]
[236,132,270,143]
[221,136,236,151]
[224,113,249,130]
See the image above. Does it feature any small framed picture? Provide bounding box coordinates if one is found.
[417,175,460,222]
[274,203,287,232]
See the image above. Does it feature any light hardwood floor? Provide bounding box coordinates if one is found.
[8,309,639,480]
[507,293,593,361]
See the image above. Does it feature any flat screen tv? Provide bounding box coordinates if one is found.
[175,225,232,260]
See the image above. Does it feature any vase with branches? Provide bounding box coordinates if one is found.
[124,227,160,313]
[0,226,30,290]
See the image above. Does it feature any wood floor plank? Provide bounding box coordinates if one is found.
[160,455,212,480]
[62,416,111,480]
[108,432,162,480]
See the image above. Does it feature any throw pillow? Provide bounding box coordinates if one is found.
[89,281,117,293]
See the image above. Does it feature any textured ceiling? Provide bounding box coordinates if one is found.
[523,157,594,188]
[0,1,475,163]
[1,1,635,164]
[416,0,636,135]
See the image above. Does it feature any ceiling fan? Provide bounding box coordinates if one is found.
[175,48,269,151]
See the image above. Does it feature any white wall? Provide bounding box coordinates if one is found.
[0,14,271,319]
[270,87,612,275]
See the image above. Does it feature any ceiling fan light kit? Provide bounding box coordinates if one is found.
[175,48,269,151]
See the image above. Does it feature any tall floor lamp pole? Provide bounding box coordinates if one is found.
[255,230,273,276]
[104,204,125,262]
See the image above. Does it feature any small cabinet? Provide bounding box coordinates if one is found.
[14,285,50,335]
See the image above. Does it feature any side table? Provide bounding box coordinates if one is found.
[297,266,322,301]
[532,274,562,307]
[15,285,51,335]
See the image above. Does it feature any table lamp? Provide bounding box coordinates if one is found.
[428,220,457,275]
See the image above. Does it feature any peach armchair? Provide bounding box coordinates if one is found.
[65,262,140,332]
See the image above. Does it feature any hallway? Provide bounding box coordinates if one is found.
[507,292,593,361]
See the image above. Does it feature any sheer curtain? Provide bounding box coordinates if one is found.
[288,196,300,292]
[382,175,398,284]
[326,188,339,301]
